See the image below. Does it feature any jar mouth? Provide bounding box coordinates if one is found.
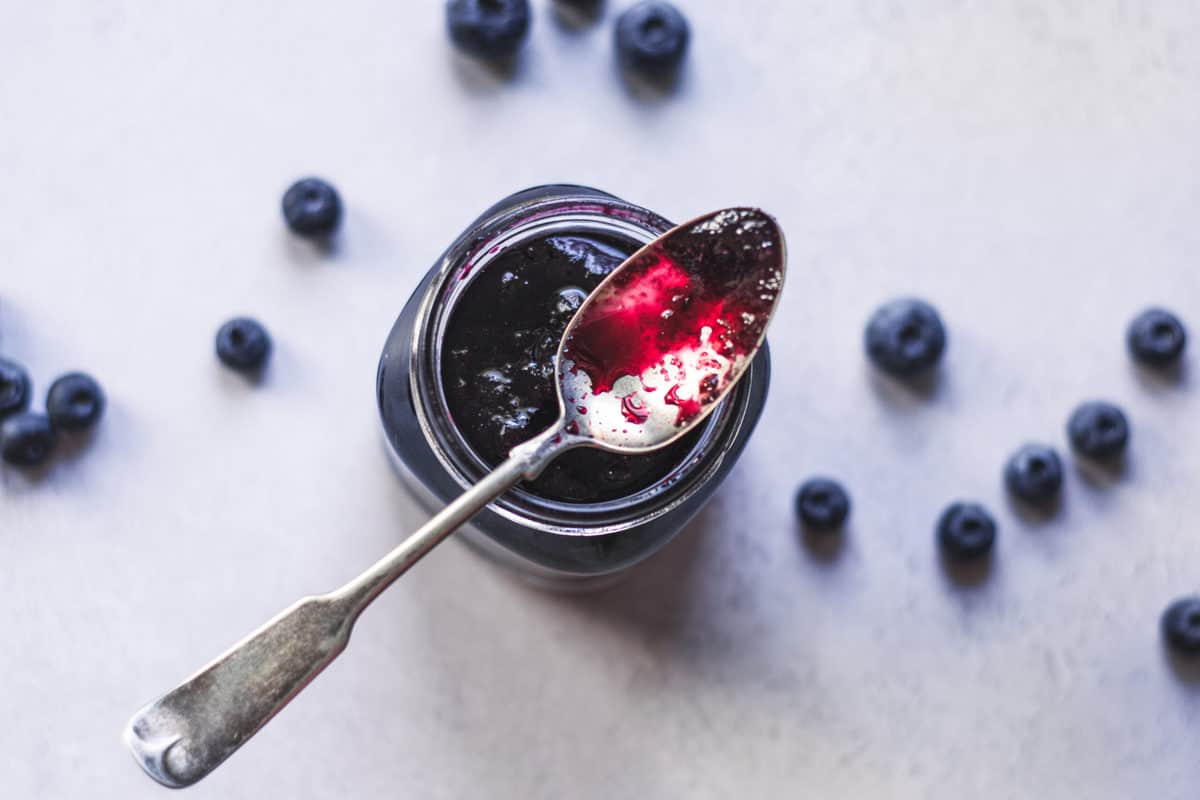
[409,190,756,536]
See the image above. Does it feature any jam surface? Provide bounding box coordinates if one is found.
[441,232,702,503]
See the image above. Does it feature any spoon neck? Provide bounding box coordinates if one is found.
[507,421,586,480]
[332,456,527,615]
[330,422,579,617]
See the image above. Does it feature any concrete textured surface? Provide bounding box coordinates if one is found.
[2,1,1199,797]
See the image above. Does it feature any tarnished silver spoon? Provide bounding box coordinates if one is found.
[124,207,786,788]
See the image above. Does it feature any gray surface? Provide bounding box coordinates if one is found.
[2,1,1199,797]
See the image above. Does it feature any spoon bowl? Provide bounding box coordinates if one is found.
[551,207,785,455]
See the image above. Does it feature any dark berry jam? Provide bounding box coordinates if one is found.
[441,232,702,503]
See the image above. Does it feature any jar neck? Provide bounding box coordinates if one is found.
[409,187,750,535]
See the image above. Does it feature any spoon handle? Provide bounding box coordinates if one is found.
[125,427,571,788]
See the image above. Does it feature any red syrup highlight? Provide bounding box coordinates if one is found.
[621,394,649,424]
[663,384,702,426]
[561,208,783,426]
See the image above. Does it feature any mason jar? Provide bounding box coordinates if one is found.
[376,184,770,590]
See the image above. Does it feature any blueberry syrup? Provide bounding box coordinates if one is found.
[441,232,703,503]
[621,394,649,424]
[663,384,701,426]
[560,208,783,427]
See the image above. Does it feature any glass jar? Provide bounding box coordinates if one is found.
[376,185,770,589]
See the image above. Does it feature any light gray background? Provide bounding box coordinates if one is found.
[3,1,1199,797]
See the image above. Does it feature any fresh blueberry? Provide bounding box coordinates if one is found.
[795,477,851,532]
[446,0,531,60]
[216,318,272,372]
[937,502,996,561]
[0,412,57,468]
[1162,596,1200,657]
[864,298,947,377]
[282,177,342,239]
[615,2,690,74]
[1067,401,1129,460]
[1004,443,1063,505]
[46,372,105,431]
[1128,308,1187,366]
[0,357,32,419]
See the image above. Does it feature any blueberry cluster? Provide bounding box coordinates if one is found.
[207,177,345,379]
[796,302,1194,657]
[7,174,323,461]
[446,1,690,77]
[0,358,104,470]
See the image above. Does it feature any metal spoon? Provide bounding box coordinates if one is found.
[124,207,786,788]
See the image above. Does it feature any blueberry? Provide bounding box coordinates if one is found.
[46,372,105,431]
[615,2,690,74]
[0,412,57,468]
[937,502,996,560]
[0,357,32,419]
[1004,443,1063,505]
[216,318,272,372]
[1162,596,1200,657]
[282,177,342,239]
[1128,308,1187,366]
[446,0,531,60]
[1067,401,1129,460]
[864,298,947,377]
[795,477,851,532]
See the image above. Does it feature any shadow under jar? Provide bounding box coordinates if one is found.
[377,185,770,589]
